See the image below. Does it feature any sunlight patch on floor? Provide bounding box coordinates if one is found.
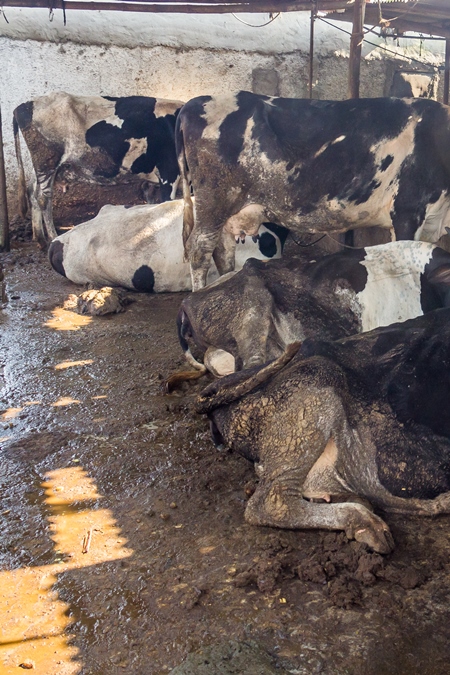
[54,360,94,371]
[51,397,81,408]
[0,466,133,674]
[44,308,92,331]
[1,407,23,420]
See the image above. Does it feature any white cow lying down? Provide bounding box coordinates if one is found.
[48,200,286,292]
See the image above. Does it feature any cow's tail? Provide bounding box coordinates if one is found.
[13,114,30,219]
[164,308,207,393]
[175,114,195,260]
[196,342,301,414]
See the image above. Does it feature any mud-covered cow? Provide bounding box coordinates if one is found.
[176,93,450,289]
[197,309,450,552]
[13,91,184,245]
[48,200,286,293]
[176,241,450,377]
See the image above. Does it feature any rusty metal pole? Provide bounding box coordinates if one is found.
[308,5,316,99]
[348,0,366,99]
[444,38,450,105]
[0,102,10,252]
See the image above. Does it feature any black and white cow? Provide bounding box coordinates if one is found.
[174,241,450,378]
[48,199,286,293]
[197,308,450,552]
[13,91,184,246]
[176,93,450,290]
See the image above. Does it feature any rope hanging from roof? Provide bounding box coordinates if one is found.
[48,0,66,24]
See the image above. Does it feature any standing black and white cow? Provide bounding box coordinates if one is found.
[174,241,450,379]
[13,91,184,246]
[176,93,450,289]
[197,309,450,552]
[48,200,286,293]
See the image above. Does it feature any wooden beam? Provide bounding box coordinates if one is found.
[309,5,316,99]
[348,0,366,99]
[0,104,10,253]
[0,0,353,12]
[445,38,450,105]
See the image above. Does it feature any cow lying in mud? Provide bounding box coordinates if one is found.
[173,241,450,380]
[196,309,450,553]
[176,93,450,290]
[48,200,286,292]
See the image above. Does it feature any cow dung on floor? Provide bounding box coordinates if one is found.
[64,287,128,315]
[169,640,288,675]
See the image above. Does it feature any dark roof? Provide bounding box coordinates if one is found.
[326,1,450,40]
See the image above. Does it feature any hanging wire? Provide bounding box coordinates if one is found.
[289,233,327,247]
[318,17,439,73]
[0,5,9,23]
[231,12,280,28]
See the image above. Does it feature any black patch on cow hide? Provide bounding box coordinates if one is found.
[85,97,180,199]
[85,121,130,177]
[379,155,394,172]
[252,96,412,214]
[132,265,155,293]
[372,410,450,500]
[390,99,450,239]
[301,311,450,499]
[13,100,34,132]
[386,332,450,438]
[48,240,66,278]
[258,232,277,258]
[420,247,450,312]
[108,96,157,130]
[218,91,263,165]
[262,222,289,249]
[307,248,368,294]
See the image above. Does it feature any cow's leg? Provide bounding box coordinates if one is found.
[241,383,393,552]
[33,172,57,245]
[187,228,222,291]
[30,178,44,245]
[350,423,450,517]
[159,178,173,202]
[245,477,394,553]
[41,173,58,242]
[391,211,422,241]
[212,229,237,276]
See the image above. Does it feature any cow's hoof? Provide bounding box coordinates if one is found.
[346,513,394,554]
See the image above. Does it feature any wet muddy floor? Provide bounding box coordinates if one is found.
[1,241,450,675]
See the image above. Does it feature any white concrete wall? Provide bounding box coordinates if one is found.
[0,8,446,215]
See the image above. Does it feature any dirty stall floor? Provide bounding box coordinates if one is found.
[1,243,450,675]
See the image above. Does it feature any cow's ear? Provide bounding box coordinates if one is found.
[428,265,450,286]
